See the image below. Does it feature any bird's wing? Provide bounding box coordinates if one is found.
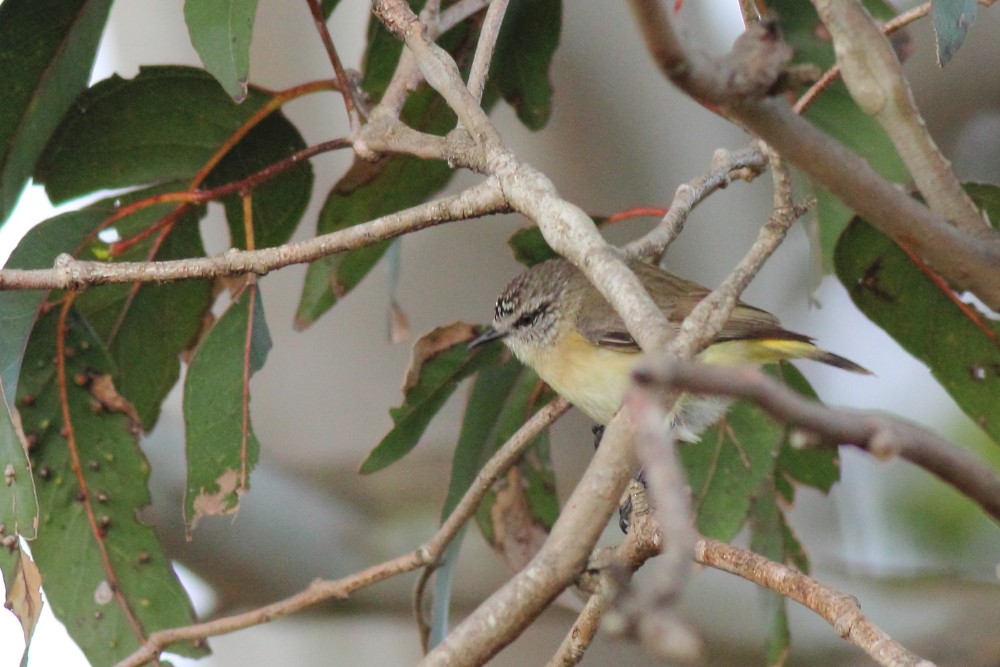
[575,261,811,352]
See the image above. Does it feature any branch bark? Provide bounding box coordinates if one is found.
[632,358,1000,524]
[626,0,1000,311]
[811,0,984,234]
[0,180,506,290]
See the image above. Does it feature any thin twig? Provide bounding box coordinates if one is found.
[0,179,507,290]
[617,387,701,662]
[305,0,363,130]
[115,398,570,667]
[695,537,935,667]
[632,359,1000,524]
[622,143,769,261]
[466,0,511,103]
[544,581,613,667]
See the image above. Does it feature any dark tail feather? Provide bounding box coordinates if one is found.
[812,350,873,375]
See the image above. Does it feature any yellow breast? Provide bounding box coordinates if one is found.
[517,330,638,425]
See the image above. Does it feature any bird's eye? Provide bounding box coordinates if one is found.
[513,306,545,329]
[514,312,536,329]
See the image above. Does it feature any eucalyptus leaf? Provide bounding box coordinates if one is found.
[0,0,112,223]
[184,0,259,102]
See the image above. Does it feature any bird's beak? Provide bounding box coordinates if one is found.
[468,325,507,349]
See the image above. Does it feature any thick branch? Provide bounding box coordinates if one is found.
[420,413,637,666]
[627,0,1000,311]
[626,2,792,103]
[811,0,984,234]
[0,180,506,291]
[633,358,1000,524]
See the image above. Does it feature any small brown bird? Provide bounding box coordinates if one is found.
[472,258,869,439]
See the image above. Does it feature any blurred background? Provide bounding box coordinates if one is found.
[1,0,999,665]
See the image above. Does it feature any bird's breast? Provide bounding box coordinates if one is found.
[514,330,638,425]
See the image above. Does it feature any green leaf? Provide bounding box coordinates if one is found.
[680,398,784,541]
[834,188,1000,446]
[429,357,524,646]
[0,384,36,541]
[203,113,313,249]
[749,492,790,667]
[34,66,281,203]
[0,0,112,223]
[771,365,839,502]
[488,0,562,130]
[321,0,342,20]
[932,0,977,66]
[183,282,271,531]
[18,308,204,665]
[295,146,453,327]
[361,323,504,475]
[507,217,607,267]
[748,487,810,666]
[770,0,908,270]
[184,0,259,102]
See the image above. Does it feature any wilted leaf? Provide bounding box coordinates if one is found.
[19,308,204,665]
[183,282,271,530]
[403,322,479,392]
[0,0,112,223]
[487,467,550,571]
[184,0,259,102]
[835,207,1000,446]
[1,545,43,660]
[932,0,977,66]
[360,323,504,474]
[0,386,36,546]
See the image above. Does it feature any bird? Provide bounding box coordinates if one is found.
[470,257,869,441]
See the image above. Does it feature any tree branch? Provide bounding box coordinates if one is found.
[622,143,770,261]
[466,0,510,103]
[591,517,933,666]
[695,537,935,667]
[0,179,506,290]
[419,412,637,665]
[632,358,1000,524]
[544,579,612,667]
[811,0,984,234]
[626,0,1000,311]
[114,397,570,667]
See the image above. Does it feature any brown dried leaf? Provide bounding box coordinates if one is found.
[388,299,410,344]
[5,547,43,649]
[190,468,241,531]
[402,321,477,393]
[488,468,549,572]
[87,372,140,426]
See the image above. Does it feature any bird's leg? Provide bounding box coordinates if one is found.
[618,475,649,533]
[591,424,605,449]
